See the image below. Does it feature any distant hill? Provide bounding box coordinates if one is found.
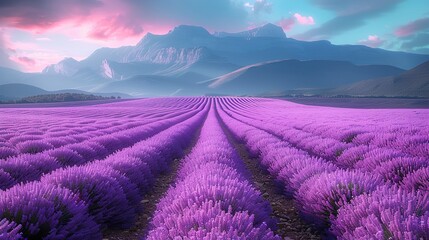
[336,60,429,97]
[204,60,405,96]
[0,83,132,101]
[18,93,115,103]
[0,83,48,100]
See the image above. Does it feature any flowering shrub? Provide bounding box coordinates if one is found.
[401,166,429,191]
[47,148,86,166]
[41,165,136,229]
[374,157,428,184]
[0,147,17,159]
[147,108,278,239]
[16,140,54,154]
[296,170,384,228]
[0,182,100,239]
[0,154,60,185]
[0,170,16,190]
[148,201,280,240]
[332,186,429,239]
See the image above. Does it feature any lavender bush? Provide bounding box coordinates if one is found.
[296,170,384,228]
[41,165,136,229]
[332,186,429,239]
[0,182,100,239]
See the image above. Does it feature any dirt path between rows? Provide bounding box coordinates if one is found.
[217,113,322,239]
[103,119,205,240]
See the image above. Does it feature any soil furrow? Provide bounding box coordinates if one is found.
[103,117,205,240]
[217,110,322,240]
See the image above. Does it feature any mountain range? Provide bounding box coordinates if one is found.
[1,23,429,98]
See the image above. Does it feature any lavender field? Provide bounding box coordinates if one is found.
[0,97,428,240]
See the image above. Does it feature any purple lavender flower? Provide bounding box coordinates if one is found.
[100,154,155,193]
[41,165,136,229]
[0,170,16,190]
[286,160,338,195]
[0,219,22,239]
[0,147,18,160]
[0,154,60,186]
[374,157,428,184]
[401,166,429,191]
[16,140,54,154]
[148,201,280,240]
[296,170,384,228]
[47,148,86,166]
[332,185,429,239]
[0,182,101,239]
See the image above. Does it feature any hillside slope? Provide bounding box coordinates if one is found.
[205,60,404,95]
[337,60,429,97]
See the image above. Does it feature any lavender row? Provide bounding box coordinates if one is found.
[0,98,207,190]
[220,98,429,186]
[0,108,181,158]
[228,98,429,188]
[0,98,203,159]
[216,98,429,239]
[0,100,208,239]
[0,106,196,159]
[220,98,354,161]
[223,97,429,160]
[146,103,280,239]
[220,97,429,187]
[0,97,202,140]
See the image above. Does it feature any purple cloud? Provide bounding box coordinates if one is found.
[13,56,36,66]
[395,17,429,37]
[0,0,101,31]
[0,0,249,40]
[393,17,429,53]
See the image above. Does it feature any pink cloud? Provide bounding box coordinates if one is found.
[294,13,315,25]
[3,35,63,72]
[0,1,101,33]
[0,31,21,70]
[395,17,429,37]
[88,15,144,40]
[12,56,36,66]
[277,17,295,31]
[0,0,248,39]
[277,13,315,31]
[359,35,385,48]
[12,51,63,72]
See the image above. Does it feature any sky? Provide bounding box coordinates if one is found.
[0,0,428,72]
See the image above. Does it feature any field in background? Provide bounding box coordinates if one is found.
[0,97,428,239]
[282,97,429,109]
